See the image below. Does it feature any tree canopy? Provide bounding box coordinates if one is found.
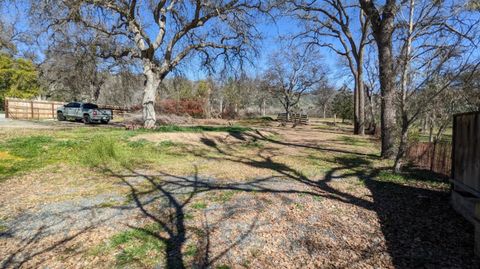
[0,53,40,108]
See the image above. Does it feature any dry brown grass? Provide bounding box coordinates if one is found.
[1,118,473,269]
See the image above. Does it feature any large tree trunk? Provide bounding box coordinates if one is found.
[368,94,376,133]
[285,104,291,122]
[360,0,398,158]
[142,62,161,129]
[354,83,359,134]
[394,0,415,172]
[357,75,365,135]
[377,37,396,158]
[394,123,409,172]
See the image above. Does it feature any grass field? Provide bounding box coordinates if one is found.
[0,118,477,268]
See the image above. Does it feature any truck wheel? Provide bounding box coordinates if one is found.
[57,112,65,121]
[83,115,91,124]
[101,120,109,124]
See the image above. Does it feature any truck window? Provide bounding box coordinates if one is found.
[82,103,99,109]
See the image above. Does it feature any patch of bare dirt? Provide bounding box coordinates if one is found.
[131,130,273,147]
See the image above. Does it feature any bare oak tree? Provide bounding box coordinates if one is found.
[264,46,326,121]
[359,0,398,158]
[392,0,480,171]
[315,83,336,119]
[292,0,369,135]
[32,0,269,128]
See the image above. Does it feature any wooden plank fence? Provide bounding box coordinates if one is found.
[452,111,480,195]
[277,113,309,125]
[4,98,130,120]
[406,142,452,177]
[449,111,480,257]
[4,98,65,120]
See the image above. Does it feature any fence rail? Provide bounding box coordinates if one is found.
[4,98,130,120]
[277,113,309,125]
[406,142,452,177]
[4,98,65,120]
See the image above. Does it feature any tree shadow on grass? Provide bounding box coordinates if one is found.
[1,226,93,269]
[243,130,379,158]
[102,167,268,269]
[322,156,478,268]
[189,137,479,268]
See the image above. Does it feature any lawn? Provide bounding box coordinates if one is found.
[0,119,477,268]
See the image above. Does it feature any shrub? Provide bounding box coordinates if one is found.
[156,99,205,118]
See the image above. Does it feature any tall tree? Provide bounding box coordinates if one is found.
[332,86,354,122]
[359,0,398,158]
[315,84,336,118]
[292,0,369,135]
[264,46,326,121]
[0,53,40,108]
[32,0,269,128]
[392,0,480,171]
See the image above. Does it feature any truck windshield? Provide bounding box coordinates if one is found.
[83,103,99,109]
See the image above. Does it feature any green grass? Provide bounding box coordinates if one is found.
[92,223,165,267]
[210,191,238,203]
[191,201,207,209]
[0,135,71,180]
[339,136,369,146]
[242,141,265,148]
[376,168,448,187]
[184,244,198,257]
[0,126,200,180]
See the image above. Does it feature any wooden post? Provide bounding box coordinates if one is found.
[4,98,8,118]
[30,101,34,119]
[51,103,55,119]
[451,114,457,180]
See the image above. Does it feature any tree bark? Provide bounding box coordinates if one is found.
[262,99,266,116]
[393,0,415,172]
[394,118,409,172]
[354,83,359,134]
[142,61,161,129]
[357,73,365,135]
[377,38,396,158]
[360,0,397,158]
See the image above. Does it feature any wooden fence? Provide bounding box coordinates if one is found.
[277,113,309,125]
[452,111,480,195]
[4,98,65,120]
[4,98,130,120]
[406,142,452,177]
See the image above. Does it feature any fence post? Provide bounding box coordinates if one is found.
[451,115,457,180]
[4,98,8,118]
[30,101,34,119]
[51,103,55,119]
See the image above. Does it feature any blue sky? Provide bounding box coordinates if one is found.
[3,0,479,92]
[2,1,349,87]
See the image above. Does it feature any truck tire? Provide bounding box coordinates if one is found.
[83,115,91,124]
[101,120,109,124]
[57,112,65,121]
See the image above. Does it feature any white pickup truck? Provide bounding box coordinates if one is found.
[57,102,112,124]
